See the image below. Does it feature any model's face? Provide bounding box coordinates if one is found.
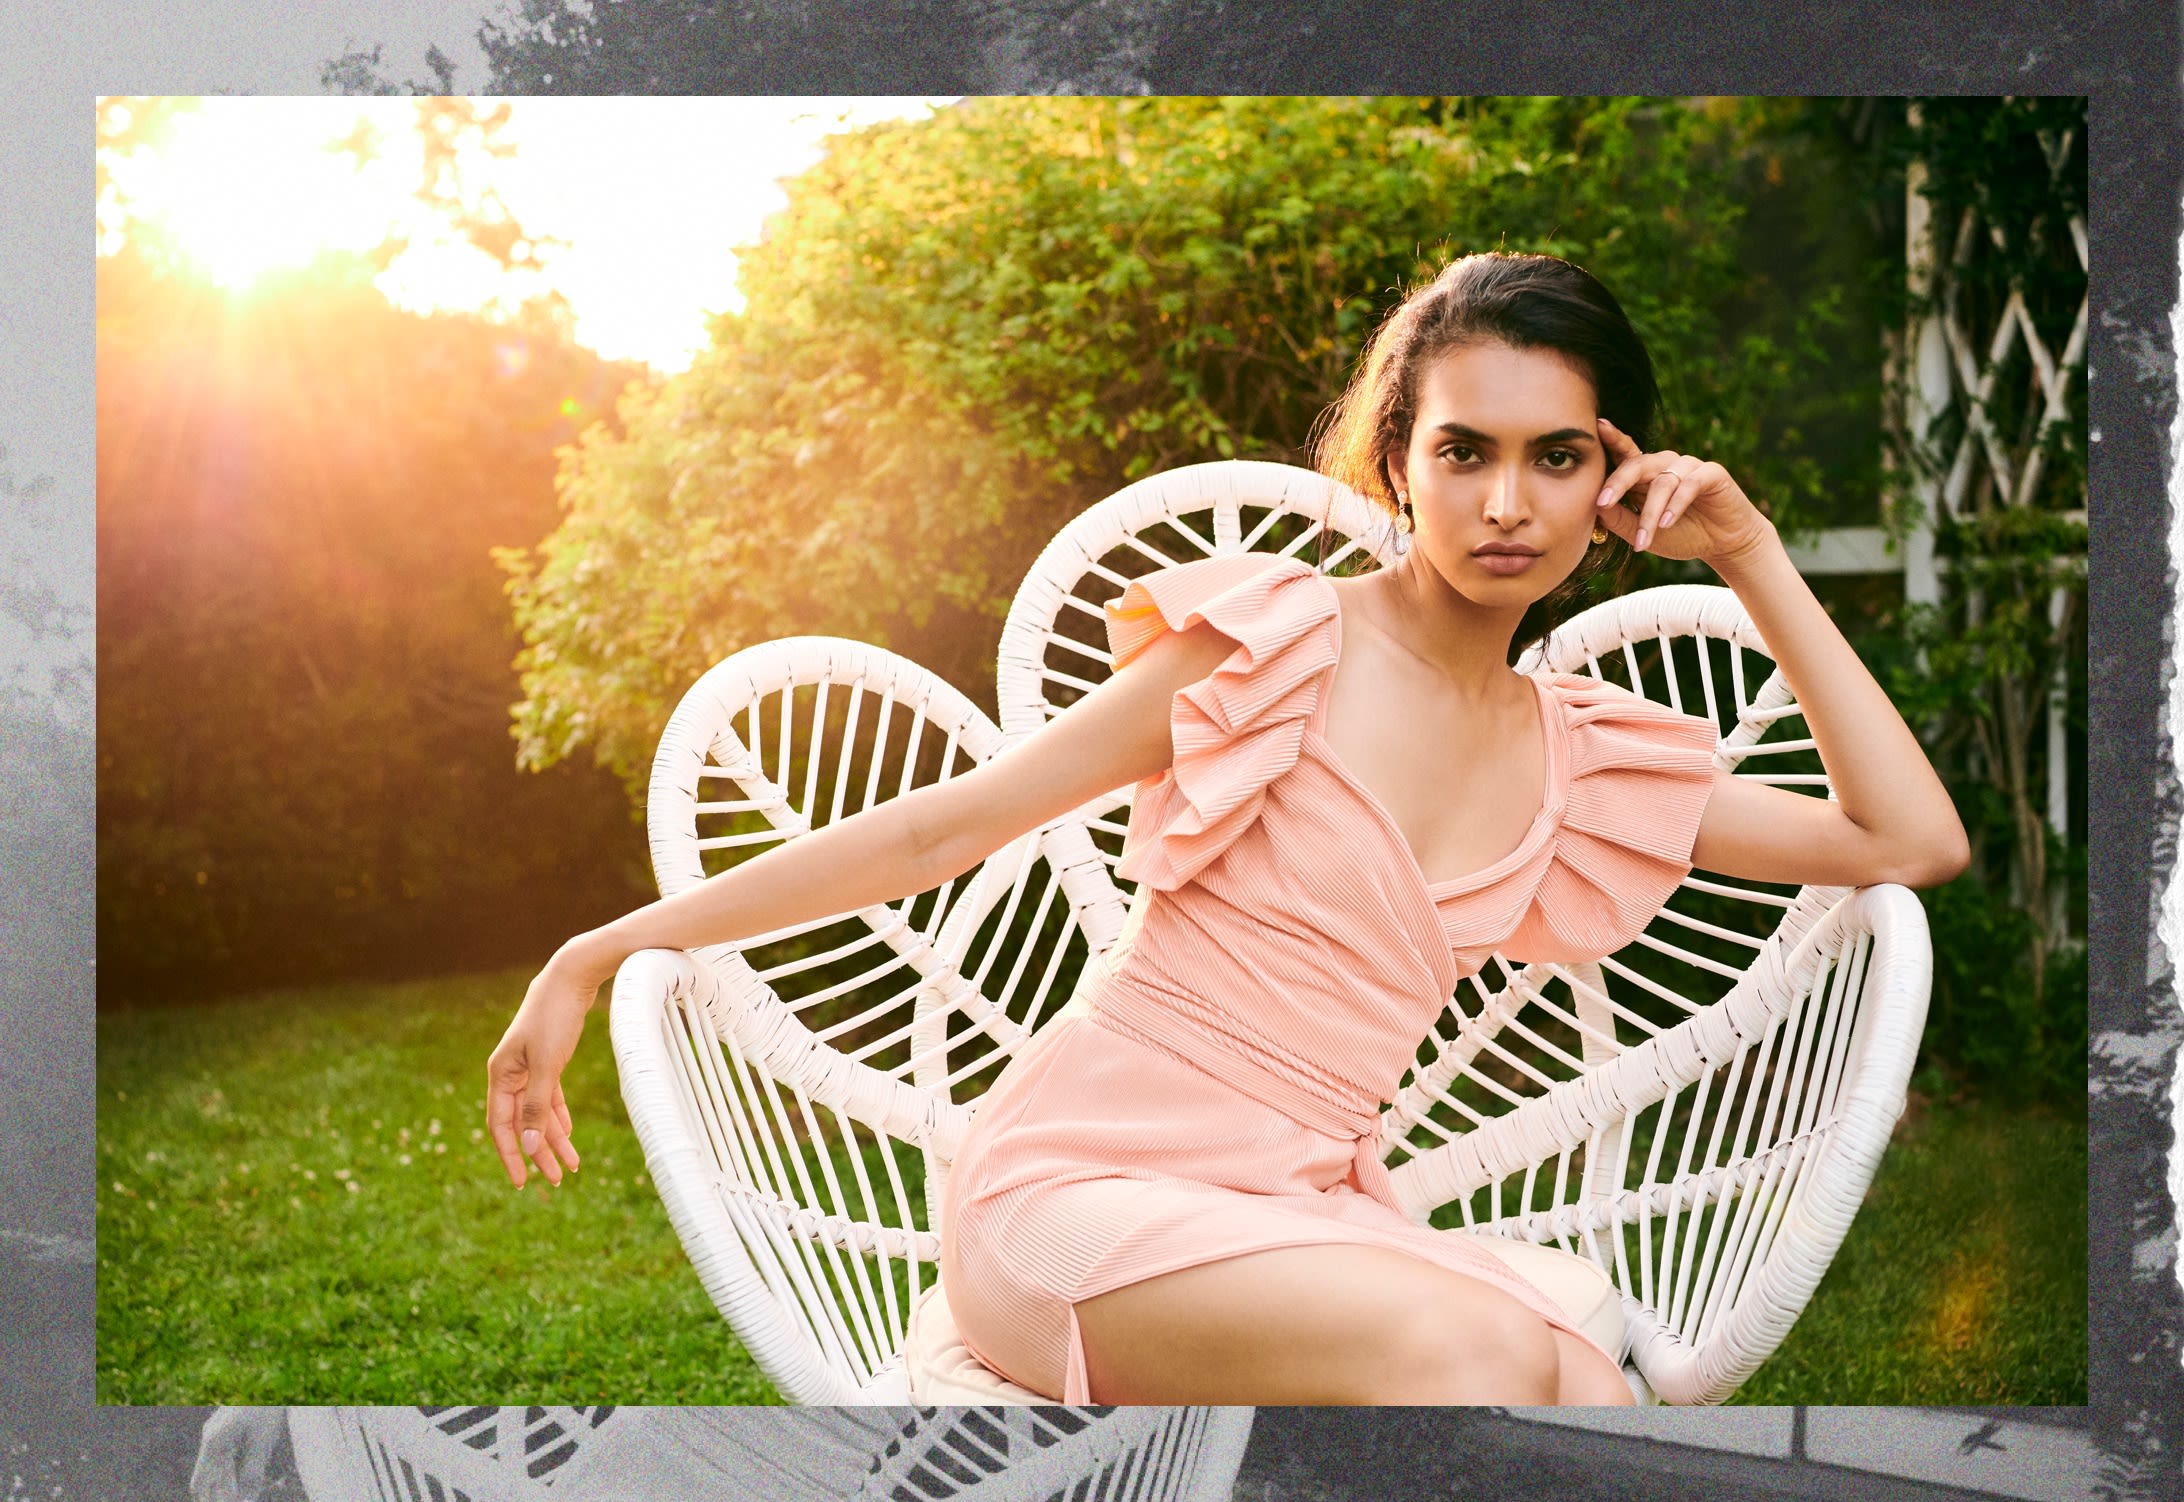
[1395,340,1610,607]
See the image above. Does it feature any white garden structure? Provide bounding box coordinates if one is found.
[272,1404,1249,1502]
[609,459,1931,1407]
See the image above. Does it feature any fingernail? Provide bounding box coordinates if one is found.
[1635,528,1650,551]
[521,1128,541,1155]
[1596,488,1612,507]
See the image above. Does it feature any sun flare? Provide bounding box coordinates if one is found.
[99,96,957,372]
[105,100,413,292]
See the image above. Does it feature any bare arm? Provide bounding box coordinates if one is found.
[488,614,1242,1186]
[1689,528,1971,888]
[1595,416,1971,892]
[565,618,1237,974]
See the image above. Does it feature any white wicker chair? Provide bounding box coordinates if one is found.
[283,1407,624,1500]
[274,1405,1250,1502]
[610,459,1930,1408]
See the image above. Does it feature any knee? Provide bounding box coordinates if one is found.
[1476,1302,1562,1404]
[1396,1293,1560,1404]
[1553,1329,1635,1405]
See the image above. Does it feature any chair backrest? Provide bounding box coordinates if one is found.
[630,458,1924,1405]
[634,633,1121,1397]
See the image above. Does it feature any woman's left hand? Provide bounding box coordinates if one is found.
[1594,418,1775,565]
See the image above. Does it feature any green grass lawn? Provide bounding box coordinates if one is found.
[1727,1087,2086,1404]
[97,968,2084,1405]
[98,968,776,1404]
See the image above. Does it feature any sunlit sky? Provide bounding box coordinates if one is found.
[97,95,957,374]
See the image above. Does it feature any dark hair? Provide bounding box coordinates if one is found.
[1310,251,1662,662]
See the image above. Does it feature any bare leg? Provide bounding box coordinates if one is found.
[1074,1243,1569,1404]
[1550,1328,1636,1405]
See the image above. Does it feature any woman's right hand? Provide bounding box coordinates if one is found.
[487,941,608,1187]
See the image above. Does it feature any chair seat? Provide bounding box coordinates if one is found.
[905,1282,1053,1403]
[904,1234,1624,1403]
[1461,1232,1626,1360]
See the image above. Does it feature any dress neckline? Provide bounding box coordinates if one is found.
[1309,572,1566,900]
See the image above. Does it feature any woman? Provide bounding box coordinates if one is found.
[487,252,1968,1406]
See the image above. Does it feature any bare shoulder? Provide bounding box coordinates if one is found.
[1321,571,1374,618]
[1318,572,1424,712]
[1322,570,1417,651]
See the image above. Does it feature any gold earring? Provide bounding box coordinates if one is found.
[1591,522,1609,545]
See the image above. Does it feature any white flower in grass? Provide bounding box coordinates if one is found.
[428,1119,442,1136]
[346,1180,360,1194]
[399,1153,412,1166]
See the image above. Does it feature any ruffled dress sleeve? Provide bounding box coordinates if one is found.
[1502,674,1721,964]
[1102,552,1340,891]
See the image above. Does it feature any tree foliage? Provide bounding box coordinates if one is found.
[505,95,1861,793]
[326,0,983,94]
[96,247,654,1001]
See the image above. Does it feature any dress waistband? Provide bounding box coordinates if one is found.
[1085,970,1406,1219]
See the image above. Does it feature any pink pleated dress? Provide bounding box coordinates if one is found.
[938,551,1720,1402]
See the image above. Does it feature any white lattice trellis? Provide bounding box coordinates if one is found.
[1926,129,2088,521]
[1897,104,2086,939]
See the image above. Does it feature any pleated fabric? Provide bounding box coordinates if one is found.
[939,551,1719,1402]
